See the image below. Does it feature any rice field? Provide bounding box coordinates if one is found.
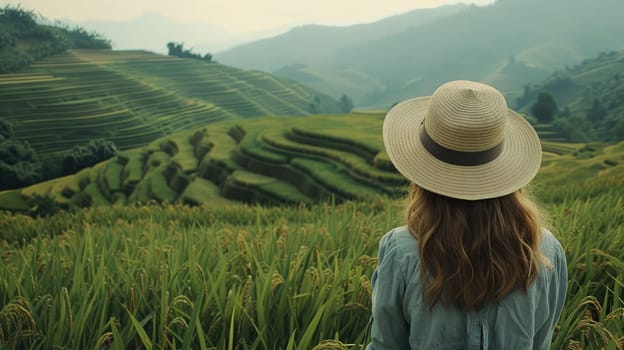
[1,49,623,349]
[3,110,623,214]
[0,130,623,349]
[0,113,408,211]
[0,49,339,155]
[0,116,623,349]
[0,168,623,349]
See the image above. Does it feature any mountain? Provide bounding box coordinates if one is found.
[215,4,469,73]
[71,12,290,55]
[513,49,624,142]
[0,49,341,155]
[217,0,624,108]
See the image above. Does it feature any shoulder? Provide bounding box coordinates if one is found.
[377,226,420,273]
[536,228,567,285]
[379,226,418,255]
[539,229,566,265]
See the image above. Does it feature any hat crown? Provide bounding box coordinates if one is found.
[424,80,507,152]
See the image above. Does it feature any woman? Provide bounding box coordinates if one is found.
[367,80,567,349]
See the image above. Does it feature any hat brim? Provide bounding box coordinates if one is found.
[383,96,542,200]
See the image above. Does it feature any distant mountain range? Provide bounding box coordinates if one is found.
[217,0,624,108]
[65,12,289,55]
[215,4,469,73]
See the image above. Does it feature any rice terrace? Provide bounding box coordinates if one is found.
[1,3,624,350]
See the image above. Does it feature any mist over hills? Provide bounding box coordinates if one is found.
[514,49,624,142]
[215,4,469,72]
[68,13,288,55]
[217,0,624,108]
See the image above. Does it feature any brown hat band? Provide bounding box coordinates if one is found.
[419,127,504,166]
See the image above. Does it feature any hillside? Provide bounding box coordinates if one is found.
[0,49,341,155]
[1,112,622,212]
[514,49,624,142]
[216,4,469,72]
[1,116,624,349]
[0,112,400,210]
[0,6,111,73]
[217,0,624,108]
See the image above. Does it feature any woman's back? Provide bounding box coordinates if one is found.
[367,226,567,350]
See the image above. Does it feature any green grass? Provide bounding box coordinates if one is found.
[0,170,623,349]
[0,200,392,349]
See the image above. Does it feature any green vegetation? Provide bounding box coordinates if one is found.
[516,50,624,143]
[1,5,623,347]
[0,102,623,350]
[218,0,624,107]
[0,158,623,348]
[0,113,408,212]
[531,92,558,123]
[0,6,111,73]
[339,94,354,113]
[0,119,117,191]
[0,120,40,189]
[0,49,342,157]
[2,112,623,214]
[167,42,212,63]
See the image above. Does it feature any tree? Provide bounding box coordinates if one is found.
[559,105,571,118]
[62,138,116,174]
[552,116,591,142]
[66,26,111,49]
[586,98,607,122]
[0,119,42,190]
[339,94,353,113]
[0,6,111,73]
[308,96,321,113]
[0,155,41,190]
[0,119,12,140]
[167,42,183,56]
[515,84,533,108]
[531,92,558,123]
[0,119,117,190]
[602,114,624,141]
[167,41,212,63]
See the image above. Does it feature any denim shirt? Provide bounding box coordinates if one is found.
[366,226,567,350]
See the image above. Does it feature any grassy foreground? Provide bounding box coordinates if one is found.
[1,171,624,349]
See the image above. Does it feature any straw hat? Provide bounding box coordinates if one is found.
[383,80,542,200]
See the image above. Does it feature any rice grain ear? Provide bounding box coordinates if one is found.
[0,296,37,347]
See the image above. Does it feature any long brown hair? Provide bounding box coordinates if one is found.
[407,183,545,310]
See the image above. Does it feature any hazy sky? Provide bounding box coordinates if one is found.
[3,0,495,32]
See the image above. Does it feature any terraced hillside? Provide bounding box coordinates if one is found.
[0,113,400,209]
[0,49,341,154]
[1,112,623,211]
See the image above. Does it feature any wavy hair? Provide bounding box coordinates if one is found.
[407,183,546,310]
